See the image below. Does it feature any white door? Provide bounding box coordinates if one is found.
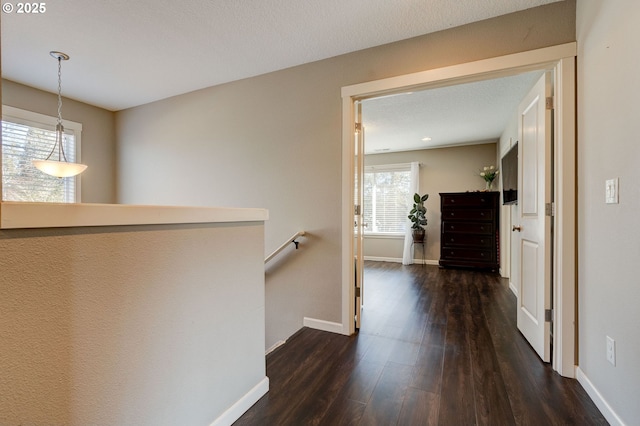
[514,72,552,362]
[353,102,365,329]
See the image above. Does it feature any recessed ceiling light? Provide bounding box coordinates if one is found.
[422,137,432,142]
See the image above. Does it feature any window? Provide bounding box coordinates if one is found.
[363,164,411,235]
[2,106,82,203]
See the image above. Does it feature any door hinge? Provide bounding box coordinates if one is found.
[545,202,555,217]
[355,287,361,298]
[545,309,553,322]
[546,97,554,110]
[355,122,362,132]
[354,204,361,215]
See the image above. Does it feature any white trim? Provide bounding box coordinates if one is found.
[341,43,577,374]
[364,256,438,266]
[576,367,626,426]
[551,56,577,378]
[364,256,402,263]
[341,94,356,336]
[303,317,344,334]
[341,43,576,99]
[365,162,412,172]
[0,201,268,229]
[265,340,286,355]
[363,233,404,239]
[209,377,269,426]
[509,281,518,297]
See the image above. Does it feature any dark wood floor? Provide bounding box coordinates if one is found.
[235,261,607,425]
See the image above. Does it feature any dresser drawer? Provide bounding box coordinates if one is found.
[441,233,494,248]
[439,192,499,270]
[441,194,496,208]
[442,208,494,221]
[440,247,495,262]
[442,221,493,235]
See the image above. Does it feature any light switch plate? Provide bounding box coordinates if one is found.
[605,178,619,204]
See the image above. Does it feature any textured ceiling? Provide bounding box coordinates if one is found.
[2,0,560,111]
[362,70,543,153]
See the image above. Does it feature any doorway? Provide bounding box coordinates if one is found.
[341,43,577,377]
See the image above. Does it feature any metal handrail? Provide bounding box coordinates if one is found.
[265,231,305,264]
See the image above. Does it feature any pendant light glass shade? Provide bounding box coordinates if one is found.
[32,159,88,177]
[32,51,88,178]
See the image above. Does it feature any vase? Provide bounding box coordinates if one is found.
[485,180,494,191]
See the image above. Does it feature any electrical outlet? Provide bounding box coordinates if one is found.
[606,336,616,366]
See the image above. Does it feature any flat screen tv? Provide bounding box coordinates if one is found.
[501,142,518,205]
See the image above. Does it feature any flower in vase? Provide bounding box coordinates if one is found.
[479,165,499,189]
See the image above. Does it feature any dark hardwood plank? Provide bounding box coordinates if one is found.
[438,284,476,426]
[465,275,516,425]
[411,343,444,393]
[357,362,414,426]
[320,398,366,426]
[235,261,608,426]
[397,388,439,426]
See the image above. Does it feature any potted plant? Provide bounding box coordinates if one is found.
[408,193,429,243]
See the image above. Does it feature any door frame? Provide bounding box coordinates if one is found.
[340,42,576,377]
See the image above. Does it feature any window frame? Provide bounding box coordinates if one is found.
[2,105,83,203]
[363,162,411,238]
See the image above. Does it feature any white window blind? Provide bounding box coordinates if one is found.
[363,164,411,234]
[2,106,82,203]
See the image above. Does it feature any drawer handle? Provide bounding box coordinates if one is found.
[450,238,455,242]
[481,198,485,203]
[450,225,455,230]
[450,212,455,217]
[481,253,485,257]
[480,212,485,216]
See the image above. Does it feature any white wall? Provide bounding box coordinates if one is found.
[576,1,640,424]
[363,143,498,263]
[0,222,266,425]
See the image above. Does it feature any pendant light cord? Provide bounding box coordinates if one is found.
[44,55,69,162]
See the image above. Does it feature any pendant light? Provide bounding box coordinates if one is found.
[32,51,88,178]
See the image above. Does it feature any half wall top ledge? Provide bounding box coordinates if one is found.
[0,201,269,229]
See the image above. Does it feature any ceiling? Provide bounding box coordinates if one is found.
[361,70,543,153]
[1,0,560,112]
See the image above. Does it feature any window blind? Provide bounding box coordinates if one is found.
[2,117,78,203]
[363,164,411,234]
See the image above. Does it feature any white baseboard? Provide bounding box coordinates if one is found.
[303,317,343,334]
[210,377,269,426]
[364,256,438,265]
[364,256,402,263]
[509,280,518,296]
[265,339,286,355]
[576,367,625,426]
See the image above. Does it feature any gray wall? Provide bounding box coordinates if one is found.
[577,0,640,423]
[115,1,576,350]
[0,222,266,425]
[363,143,498,263]
[2,80,117,204]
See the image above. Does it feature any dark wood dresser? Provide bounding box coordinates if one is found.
[439,192,499,270]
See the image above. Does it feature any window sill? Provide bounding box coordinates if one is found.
[363,233,405,239]
[0,202,269,229]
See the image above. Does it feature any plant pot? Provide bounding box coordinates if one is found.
[412,228,426,243]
